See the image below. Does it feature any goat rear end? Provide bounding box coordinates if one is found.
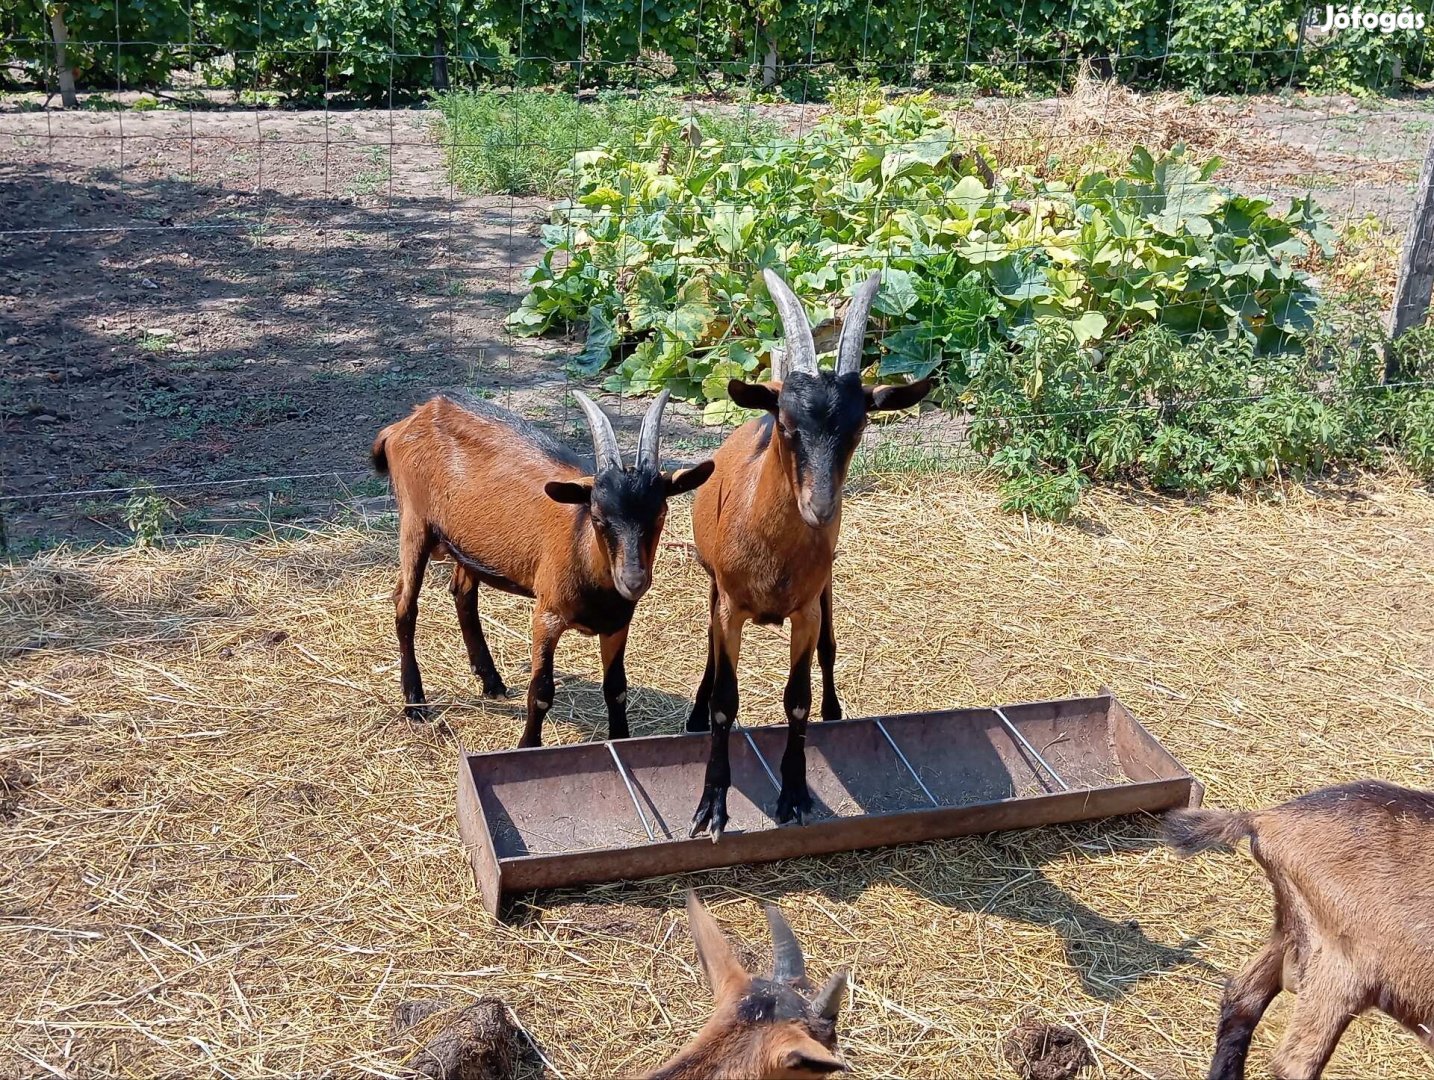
[1165,780,1434,1080]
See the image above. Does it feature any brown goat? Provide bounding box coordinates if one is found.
[1164,779,1434,1080]
[372,391,712,746]
[687,269,932,839]
[646,893,850,1080]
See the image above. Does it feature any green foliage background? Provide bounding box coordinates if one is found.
[3,0,1429,96]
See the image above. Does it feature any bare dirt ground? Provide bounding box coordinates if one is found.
[2,91,1430,551]
[2,473,1432,1078]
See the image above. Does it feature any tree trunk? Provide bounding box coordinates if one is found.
[49,6,78,108]
[432,26,449,92]
[762,32,777,87]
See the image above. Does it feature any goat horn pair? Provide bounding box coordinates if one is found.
[572,389,671,472]
[764,268,883,380]
[764,905,848,1018]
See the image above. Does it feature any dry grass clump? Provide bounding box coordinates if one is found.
[2,472,1433,1078]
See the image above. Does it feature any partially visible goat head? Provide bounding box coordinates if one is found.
[726,270,931,528]
[544,390,713,601]
[647,893,850,1080]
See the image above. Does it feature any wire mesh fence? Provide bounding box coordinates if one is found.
[2,4,1433,551]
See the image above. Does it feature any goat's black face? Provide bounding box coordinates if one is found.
[587,466,668,602]
[775,372,867,529]
[546,461,713,601]
[729,371,932,529]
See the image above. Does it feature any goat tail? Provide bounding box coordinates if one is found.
[1162,807,1254,856]
[371,427,391,476]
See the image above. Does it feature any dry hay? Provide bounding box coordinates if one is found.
[3,470,1434,1079]
[958,63,1410,192]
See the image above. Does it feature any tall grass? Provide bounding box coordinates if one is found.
[433,91,778,196]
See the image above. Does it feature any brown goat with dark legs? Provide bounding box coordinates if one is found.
[1164,779,1434,1080]
[687,269,932,840]
[372,390,712,746]
[645,893,849,1080]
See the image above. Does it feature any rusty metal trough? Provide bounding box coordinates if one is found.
[457,690,1201,916]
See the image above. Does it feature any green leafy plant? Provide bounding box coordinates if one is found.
[123,484,172,547]
[509,98,1335,420]
[965,318,1434,518]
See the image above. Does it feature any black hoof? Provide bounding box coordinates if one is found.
[481,679,509,698]
[775,785,812,826]
[822,702,842,724]
[404,702,431,722]
[608,725,631,741]
[517,732,542,749]
[690,785,729,841]
[686,711,711,733]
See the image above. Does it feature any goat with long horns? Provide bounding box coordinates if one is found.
[686,269,933,839]
[646,893,850,1079]
[372,390,713,745]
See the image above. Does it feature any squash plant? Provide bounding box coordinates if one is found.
[507,96,1336,423]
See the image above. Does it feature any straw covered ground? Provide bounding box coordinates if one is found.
[3,472,1433,1079]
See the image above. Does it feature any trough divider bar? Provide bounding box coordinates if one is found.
[742,728,782,791]
[874,719,940,807]
[993,706,1070,792]
[605,742,656,842]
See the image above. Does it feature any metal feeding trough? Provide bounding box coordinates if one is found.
[456,690,1201,916]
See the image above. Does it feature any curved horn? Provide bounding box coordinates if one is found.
[764,904,808,988]
[836,270,882,376]
[810,968,849,1019]
[635,389,670,471]
[763,269,817,376]
[572,390,621,473]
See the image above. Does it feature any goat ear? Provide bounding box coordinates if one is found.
[864,378,932,413]
[544,478,594,505]
[665,460,715,497]
[777,1039,849,1075]
[727,379,781,414]
[685,892,748,1003]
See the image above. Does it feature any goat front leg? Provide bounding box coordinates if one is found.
[817,580,840,723]
[519,610,561,749]
[690,600,744,842]
[394,519,433,721]
[451,565,507,697]
[687,582,718,733]
[775,603,819,825]
[600,626,630,741]
[1208,931,1287,1080]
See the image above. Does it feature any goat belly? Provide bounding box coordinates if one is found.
[439,536,535,599]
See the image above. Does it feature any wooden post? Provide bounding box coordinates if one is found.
[49,5,78,109]
[1388,134,1434,381]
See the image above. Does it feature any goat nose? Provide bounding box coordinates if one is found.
[803,491,838,527]
[619,570,651,601]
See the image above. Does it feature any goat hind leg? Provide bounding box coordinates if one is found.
[394,520,432,721]
[451,565,507,697]
[1268,963,1359,1080]
[1208,933,1287,1080]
